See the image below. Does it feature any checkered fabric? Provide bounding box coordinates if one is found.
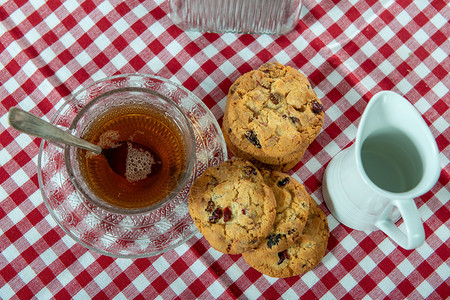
[1,0,449,298]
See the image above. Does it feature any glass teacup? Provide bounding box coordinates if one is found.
[65,83,196,215]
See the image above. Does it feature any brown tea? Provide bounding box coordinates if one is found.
[77,104,188,210]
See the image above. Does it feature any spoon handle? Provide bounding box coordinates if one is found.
[8,107,102,154]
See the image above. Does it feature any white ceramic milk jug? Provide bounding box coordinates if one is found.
[322,91,440,250]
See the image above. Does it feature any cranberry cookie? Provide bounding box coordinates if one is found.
[258,170,310,253]
[222,62,324,171]
[188,158,277,254]
[242,198,329,278]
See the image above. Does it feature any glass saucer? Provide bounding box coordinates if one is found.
[38,74,227,257]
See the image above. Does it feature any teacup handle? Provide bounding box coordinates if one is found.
[375,199,425,250]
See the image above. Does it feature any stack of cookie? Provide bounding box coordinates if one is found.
[189,62,328,278]
[222,62,324,172]
[188,158,329,278]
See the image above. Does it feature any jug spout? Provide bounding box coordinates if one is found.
[357,91,419,142]
[355,91,440,197]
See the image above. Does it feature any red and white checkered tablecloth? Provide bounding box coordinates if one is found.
[1,0,449,298]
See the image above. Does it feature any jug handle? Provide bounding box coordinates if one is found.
[375,199,425,250]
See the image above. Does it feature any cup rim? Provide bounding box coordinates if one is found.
[63,74,197,215]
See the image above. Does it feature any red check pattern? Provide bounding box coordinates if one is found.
[1,0,449,298]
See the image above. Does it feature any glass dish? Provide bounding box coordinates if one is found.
[38,74,227,257]
[169,0,303,35]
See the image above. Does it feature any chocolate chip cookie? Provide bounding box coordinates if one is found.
[222,62,324,171]
[242,198,329,278]
[258,170,310,253]
[188,158,277,254]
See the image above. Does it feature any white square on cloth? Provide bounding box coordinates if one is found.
[23,227,41,245]
[414,62,431,79]
[396,11,412,27]
[292,35,309,52]
[414,96,432,114]
[9,8,26,24]
[417,281,434,299]
[344,24,359,40]
[133,274,151,293]
[37,79,55,97]
[256,35,275,48]
[302,270,320,288]
[62,1,78,14]
[379,276,396,295]
[322,252,339,270]
[203,44,219,59]
[147,56,165,74]
[432,114,449,135]
[60,32,76,49]
[77,252,96,269]
[132,4,148,19]
[24,27,41,45]
[435,263,449,283]
[243,284,262,298]
[40,248,59,266]
[4,40,21,61]
[44,13,60,30]
[218,60,235,77]
[397,77,414,94]
[22,60,38,78]
[153,256,171,274]
[79,16,95,32]
[19,265,37,284]
[341,235,358,252]
[378,26,395,42]
[113,18,129,35]
[360,256,376,274]
[328,5,345,22]
[431,46,447,64]
[29,0,45,10]
[0,284,15,300]
[305,157,322,174]
[310,22,327,37]
[378,238,396,256]
[74,50,92,68]
[359,41,378,58]
[148,22,165,38]
[361,75,377,91]
[189,259,208,279]
[35,287,52,299]
[174,243,190,257]
[4,77,21,95]
[171,277,188,296]
[10,168,30,187]
[430,12,448,29]
[40,47,57,64]
[3,244,21,262]
[340,273,358,291]
[206,280,225,298]
[94,34,111,51]
[97,1,114,15]
[166,40,184,57]
[129,37,146,54]
[0,149,12,166]
[95,270,112,289]
[378,60,395,77]
[116,258,133,271]
[73,290,90,299]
